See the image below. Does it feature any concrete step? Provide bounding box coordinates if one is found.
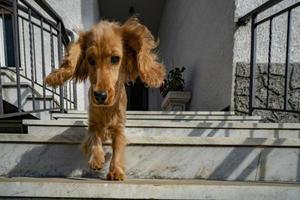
[0,133,300,182]
[52,113,261,122]
[0,177,299,200]
[67,110,236,115]
[2,82,41,104]
[2,82,58,119]
[0,120,25,133]
[23,119,300,138]
[25,95,58,110]
[1,69,63,107]
[1,70,15,82]
[2,82,56,110]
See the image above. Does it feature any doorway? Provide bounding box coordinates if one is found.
[126,77,148,111]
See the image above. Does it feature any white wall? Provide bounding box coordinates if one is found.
[152,0,235,111]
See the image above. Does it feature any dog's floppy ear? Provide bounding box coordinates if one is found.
[45,32,88,87]
[121,17,165,87]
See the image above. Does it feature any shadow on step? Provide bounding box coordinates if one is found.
[3,124,300,183]
[6,128,112,179]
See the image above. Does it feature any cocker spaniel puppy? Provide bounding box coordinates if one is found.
[45,17,165,181]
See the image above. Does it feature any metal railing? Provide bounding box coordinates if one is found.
[237,0,300,115]
[0,0,77,118]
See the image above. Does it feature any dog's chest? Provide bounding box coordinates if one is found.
[89,106,124,127]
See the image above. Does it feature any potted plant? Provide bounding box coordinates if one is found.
[160,66,191,111]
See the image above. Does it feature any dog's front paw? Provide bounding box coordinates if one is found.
[107,166,125,181]
[88,153,105,171]
[45,71,64,87]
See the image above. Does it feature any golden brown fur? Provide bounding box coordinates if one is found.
[45,17,165,181]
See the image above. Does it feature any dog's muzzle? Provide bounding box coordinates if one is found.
[94,91,107,104]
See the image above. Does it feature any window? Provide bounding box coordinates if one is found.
[0,15,6,66]
[0,11,15,67]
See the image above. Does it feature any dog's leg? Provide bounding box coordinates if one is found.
[82,134,105,171]
[107,127,126,181]
[44,67,73,87]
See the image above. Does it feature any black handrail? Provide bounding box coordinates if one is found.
[33,0,70,45]
[236,0,300,115]
[237,0,283,25]
[0,0,77,118]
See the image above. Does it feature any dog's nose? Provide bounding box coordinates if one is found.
[94,91,107,104]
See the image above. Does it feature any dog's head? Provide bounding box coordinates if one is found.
[63,17,165,106]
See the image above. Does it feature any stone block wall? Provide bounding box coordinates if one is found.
[234,62,300,122]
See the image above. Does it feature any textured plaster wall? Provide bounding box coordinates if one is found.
[151,0,235,111]
[234,0,300,64]
[45,0,83,30]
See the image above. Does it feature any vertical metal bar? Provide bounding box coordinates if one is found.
[249,14,258,116]
[21,18,27,77]
[266,18,273,109]
[284,10,291,110]
[65,85,68,110]
[57,22,64,113]
[40,18,46,109]
[64,84,67,110]
[50,26,55,109]
[73,79,77,109]
[1,9,8,66]
[0,9,4,114]
[12,0,22,111]
[68,81,71,109]
[28,8,35,111]
[0,57,3,114]
[32,25,37,82]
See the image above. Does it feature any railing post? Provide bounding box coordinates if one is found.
[57,22,64,113]
[248,14,257,116]
[21,19,27,77]
[40,18,46,110]
[284,10,292,110]
[50,26,55,109]
[266,18,273,109]
[12,0,22,111]
[67,30,77,110]
[28,8,35,111]
[0,8,3,115]
[73,80,77,109]
[0,55,3,115]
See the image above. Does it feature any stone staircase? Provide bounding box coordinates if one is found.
[1,70,58,119]
[0,111,300,199]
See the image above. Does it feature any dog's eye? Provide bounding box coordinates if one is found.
[88,57,96,66]
[111,56,120,64]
